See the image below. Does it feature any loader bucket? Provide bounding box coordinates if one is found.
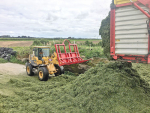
[55,39,91,66]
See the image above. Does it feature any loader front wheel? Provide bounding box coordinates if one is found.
[54,65,64,76]
[38,67,49,81]
[26,63,34,76]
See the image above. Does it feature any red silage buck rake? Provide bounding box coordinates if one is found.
[55,39,91,66]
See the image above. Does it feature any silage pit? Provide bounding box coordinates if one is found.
[64,57,109,75]
[1,61,150,112]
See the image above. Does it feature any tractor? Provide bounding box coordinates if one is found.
[26,39,90,81]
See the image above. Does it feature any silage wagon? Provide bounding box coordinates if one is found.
[110,0,150,63]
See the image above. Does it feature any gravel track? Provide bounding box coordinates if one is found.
[0,63,26,76]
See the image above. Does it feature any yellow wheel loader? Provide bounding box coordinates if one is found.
[26,40,90,81]
[26,46,64,81]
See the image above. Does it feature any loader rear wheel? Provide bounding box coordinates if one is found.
[38,67,49,81]
[26,63,34,76]
[54,65,64,76]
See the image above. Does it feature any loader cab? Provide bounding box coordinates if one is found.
[33,46,50,60]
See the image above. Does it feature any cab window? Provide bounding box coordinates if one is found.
[33,48,38,57]
[42,48,50,57]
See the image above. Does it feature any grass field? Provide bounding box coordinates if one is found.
[0,38,101,42]
[4,39,103,60]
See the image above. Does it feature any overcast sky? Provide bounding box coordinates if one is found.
[0,0,112,38]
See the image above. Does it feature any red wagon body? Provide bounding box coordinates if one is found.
[110,0,150,63]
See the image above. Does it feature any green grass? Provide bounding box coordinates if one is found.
[0,38,101,42]
[78,46,105,59]
[9,56,25,64]
[1,62,150,112]
[0,57,25,65]
[70,39,101,41]
[11,46,32,58]
[0,38,36,41]
[0,58,8,63]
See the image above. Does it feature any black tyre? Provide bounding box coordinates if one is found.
[54,65,64,76]
[1,54,6,58]
[11,51,16,56]
[0,52,2,56]
[7,50,12,54]
[38,67,49,81]
[7,55,11,61]
[0,48,4,52]
[26,63,34,76]
[4,48,9,51]
[8,48,13,51]
[60,66,64,74]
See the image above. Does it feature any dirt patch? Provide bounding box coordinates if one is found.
[0,41,33,47]
[0,63,26,76]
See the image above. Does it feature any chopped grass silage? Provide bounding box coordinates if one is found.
[1,62,150,113]
[133,63,150,84]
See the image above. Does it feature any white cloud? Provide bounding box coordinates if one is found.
[0,0,112,38]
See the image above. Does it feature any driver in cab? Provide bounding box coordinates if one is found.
[39,49,43,60]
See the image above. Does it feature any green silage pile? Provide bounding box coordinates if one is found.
[1,62,150,113]
[99,13,110,59]
[99,0,114,59]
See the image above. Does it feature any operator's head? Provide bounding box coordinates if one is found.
[39,49,43,54]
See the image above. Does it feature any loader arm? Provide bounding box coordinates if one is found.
[55,39,91,66]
